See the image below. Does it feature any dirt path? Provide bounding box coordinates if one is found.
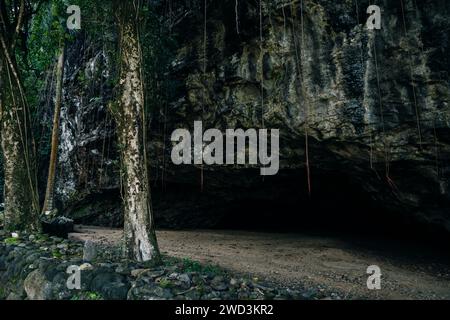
[69,226,450,300]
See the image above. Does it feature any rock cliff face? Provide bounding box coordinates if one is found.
[54,36,121,227]
[55,0,450,233]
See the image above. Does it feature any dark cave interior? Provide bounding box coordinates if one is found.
[151,168,450,249]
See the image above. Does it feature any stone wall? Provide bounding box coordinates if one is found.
[0,232,315,300]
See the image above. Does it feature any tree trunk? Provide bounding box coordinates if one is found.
[115,1,161,262]
[0,49,40,232]
[42,46,65,215]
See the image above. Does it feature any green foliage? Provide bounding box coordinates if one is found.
[27,1,66,72]
[140,4,178,116]
[71,291,103,300]
[69,0,120,83]
[68,0,116,39]
[4,237,19,245]
[52,250,63,259]
[180,258,225,276]
[162,255,226,276]
[86,291,102,300]
[20,0,71,163]
[158,278,173,288]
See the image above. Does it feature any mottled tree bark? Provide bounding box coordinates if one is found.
[115,1,161,262]
[0,53,40,232]
[0,0,40,232]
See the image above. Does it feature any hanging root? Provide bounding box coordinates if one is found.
[433,117,441,180]
[200,0,207,192]
[400,0,423,149]
[235,0,239,34]
[298,0,312,196]
[259,0,264,129]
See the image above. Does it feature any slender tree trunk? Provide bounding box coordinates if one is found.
[115,1,161,262]
[42,46,65,215]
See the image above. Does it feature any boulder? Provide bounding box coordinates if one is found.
[83,240,97,262]
[24,270,53,300]
[42,216,74,238]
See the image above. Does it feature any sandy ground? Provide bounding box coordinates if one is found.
[69,226,450,300]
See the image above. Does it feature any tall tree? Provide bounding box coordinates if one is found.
[41,45,64,215]
[114,0,161,262]
[0,0,40,231]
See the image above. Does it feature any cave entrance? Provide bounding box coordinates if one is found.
[153,168,448,245]
[212,170,391,236]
